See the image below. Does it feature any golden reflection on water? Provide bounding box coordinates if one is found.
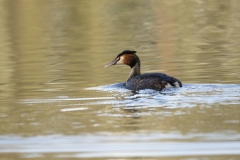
[1,0,240,159]
[0,0,239,100]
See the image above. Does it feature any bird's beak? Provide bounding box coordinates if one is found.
[104,58,118,68]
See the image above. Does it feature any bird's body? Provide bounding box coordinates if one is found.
[105,50,182,91]
[126,73,182,91]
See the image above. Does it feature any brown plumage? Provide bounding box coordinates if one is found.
[105,50,182,91]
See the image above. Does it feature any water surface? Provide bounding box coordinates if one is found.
[0,0,240,160]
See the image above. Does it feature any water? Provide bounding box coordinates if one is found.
[1,0,240,159]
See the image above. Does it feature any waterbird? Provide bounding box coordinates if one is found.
[104,50,182,91]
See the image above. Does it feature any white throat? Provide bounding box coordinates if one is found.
[126,62,141,81]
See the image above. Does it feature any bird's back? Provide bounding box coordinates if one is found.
[126,73,182,91]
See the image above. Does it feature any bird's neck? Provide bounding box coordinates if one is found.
[127,62,141,81]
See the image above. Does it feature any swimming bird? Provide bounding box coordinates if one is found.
[104,50,182,91]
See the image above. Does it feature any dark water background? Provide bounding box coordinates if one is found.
[0,0,240,159]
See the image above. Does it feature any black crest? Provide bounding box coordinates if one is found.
[117,50,137,57]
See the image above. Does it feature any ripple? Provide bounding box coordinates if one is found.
[19,84,240,111]
[60,107,88,112]
[1,133,240,158]
[86,83,240,108]
[20,97,116,104]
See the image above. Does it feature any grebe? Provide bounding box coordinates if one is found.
[104,50,182,91]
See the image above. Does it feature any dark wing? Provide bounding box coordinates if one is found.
[126,73,182,91]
